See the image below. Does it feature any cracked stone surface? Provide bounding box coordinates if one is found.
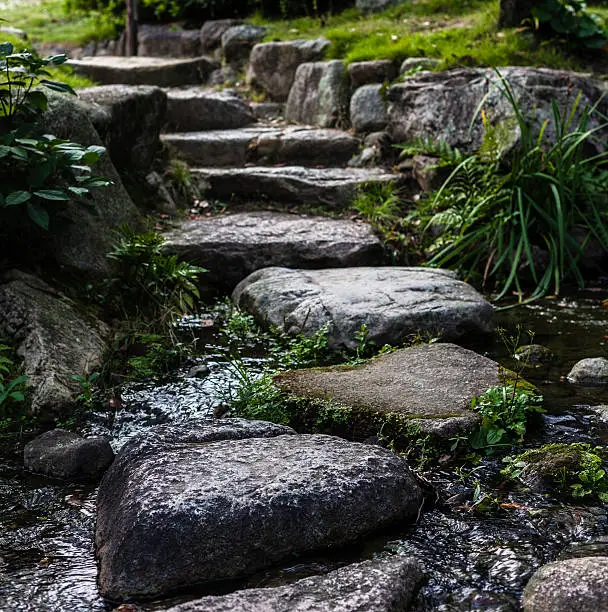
[233,266,494,348]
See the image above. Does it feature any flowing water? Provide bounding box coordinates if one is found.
[1,290,607,611]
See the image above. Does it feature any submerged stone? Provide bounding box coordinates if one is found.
[96,419,422,600]
[233,267,494,349]
[275,343,511,439]
[167,555,424,611]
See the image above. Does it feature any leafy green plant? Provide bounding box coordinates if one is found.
[0,42,110,229]
[71,371,100,407]
[0,344,29,431]
[396,136,465,167]
[469,385,544,452]
[422,70,608,305]
[270,324,333,369]
[503,443,608,502]
[532,0,608,48]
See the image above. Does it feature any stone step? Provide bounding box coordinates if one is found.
[165,88,256,132]
[69,56,219,87]
[164,126,360,167]
[192,165,399,208]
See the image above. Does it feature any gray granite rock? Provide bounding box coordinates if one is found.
[200,19,242,54]
[24,429,114,480]
[69,56,219,87]
[348,60,397,86]
[399,57,441,74]
[221,25,267,69]
[275,343,510,439]
[350,84,388,133]
[567,358,608,385]
[137,24,201,57]
[233,267,494,349]
[247,38,330,102]
[164,211,384,289]
[167,555,424,611]
[515,344,556,365]
[523,557,608,611]
[286,60,351,128]
[0,272,109,416]
[163,125,359,167]
[96,420,422,600]
[165,88,255,131]
[78,84,167,174]
[388,68,608,155]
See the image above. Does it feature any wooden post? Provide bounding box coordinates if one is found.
[126,0,138,56]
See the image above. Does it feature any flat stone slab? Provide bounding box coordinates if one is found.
[233,267,494,349]
[193,166,398,208]
[164,211,384,289]
[69,56,219,87]
[275,343,507,438]
[167,555,424,611]
[163,125,359,167]
[165,88,256,131]
[96,419,422,600]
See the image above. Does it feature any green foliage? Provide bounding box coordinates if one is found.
[270,324,334,369]
[105,225,207,324]
[0,344,29,431]
[503,443,608,502]
[421,71,608,305]
[469,385,544,452]
[396,136,465,167]
[71,371,100,407]
[125,333,185,378]
[0,43,109,230]
[532,0,608,48]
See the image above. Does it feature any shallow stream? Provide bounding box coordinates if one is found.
[1,289,607,611]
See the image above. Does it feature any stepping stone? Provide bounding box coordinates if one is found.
[163,126,359,167]
[96,419,422,600]
[163,211,384,289]
[69,56,219,87]
[275,343,510,439]
[167,555,424,611]
[192,166,398,208]
[233,267,494,348]
[165,88,256,132]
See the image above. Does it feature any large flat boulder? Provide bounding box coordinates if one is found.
[96,419,422,600]
[167,555,424,612]
[247,38,330,102]
[163,211,384,289]
[193,166,398,208]
[275,343,507,439]
[286,60,351,128]
[165,88,255,132]
[387,68,608,155]
[0,272,109,416]
[78,84,167,174]
[69,56,219,87]
[233,267,494,349]
[523,557,608,611]
[163,126,359,167]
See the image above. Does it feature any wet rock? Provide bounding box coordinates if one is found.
[233,267,494,350]
[193,166,399,208]
[286,60,351,128]
[592,405,608,423]
[350,84,388,133]
[348,60,397,86]
[275,343,508,439]
[165,88,255,132]
[137,24,201,57]
[164,211,384,289]
[523,556,608,611]
[69,56,219,87]
[221,25,267,70]
[24,429,114,480]
[515,344,556,365]
[96,420,422,600]
[349,130,395,167]
[186,364,210,379]
[166,555,424,611]
[388,68,608,155]
[200,19,242,55]
[207,65,238,86]
[78,84,167,175]
[567,357,608,385]
[400,57,441,74]
[163,126,359,167]
[247,38,330,102]
[0,272,108,416]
